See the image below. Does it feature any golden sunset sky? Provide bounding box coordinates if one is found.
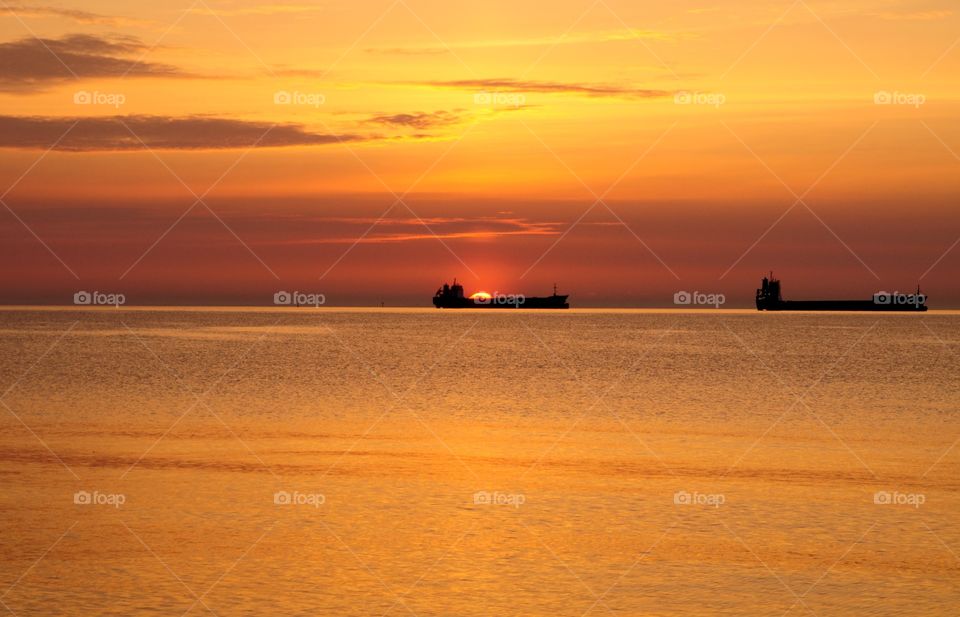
[0,0,958,305]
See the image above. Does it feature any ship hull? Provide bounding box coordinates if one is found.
[757,299,927,312]
[433,295,569,309]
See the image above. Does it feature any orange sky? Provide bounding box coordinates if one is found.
[0,0,958,306]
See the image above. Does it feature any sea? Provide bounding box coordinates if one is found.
[0,307,957,616]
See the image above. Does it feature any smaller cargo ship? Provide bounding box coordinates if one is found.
[433,279,569,309]
[756,274,927,312]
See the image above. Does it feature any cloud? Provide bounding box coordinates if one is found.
[365,29,686,55]
[366,47,450,56]
[0,34,183,91]
[365,110,461,129]
[272,68,337,78]
[188,3,327,16]
[284,215,563,244]
[1,3,147,26]
[869,9,952,21]
[0,115,362,151]
[422,78,672,100]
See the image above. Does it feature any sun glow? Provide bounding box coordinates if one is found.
[470,291,492,301]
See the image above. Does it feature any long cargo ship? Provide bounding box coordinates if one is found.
[756,274,927,312]
[433,280,569,309]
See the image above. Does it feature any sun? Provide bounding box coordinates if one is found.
[469,291,492,301]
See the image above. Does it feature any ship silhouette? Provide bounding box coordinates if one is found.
[756,273,927,312]
[433,279,569,309]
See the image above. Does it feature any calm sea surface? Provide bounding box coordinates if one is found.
[0,308,958,616]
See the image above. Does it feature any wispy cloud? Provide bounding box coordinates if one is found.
[365,110,461,129]
[366,47,450,57]
[188,2,327,17]
[285,216,563,244]
[0,34,184,91]
[365,28,686,55]
[868,9,953,21]
[1,3,147,26]
[0,115,362,151]
[421,78,672,100]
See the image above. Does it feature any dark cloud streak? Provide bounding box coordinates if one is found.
[365,110,461,129]
[1,3,146,26]
[0,34,182,90]
[423,78,672,99]
[0,115,362,151]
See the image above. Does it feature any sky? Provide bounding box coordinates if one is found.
[0,0,958,307]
